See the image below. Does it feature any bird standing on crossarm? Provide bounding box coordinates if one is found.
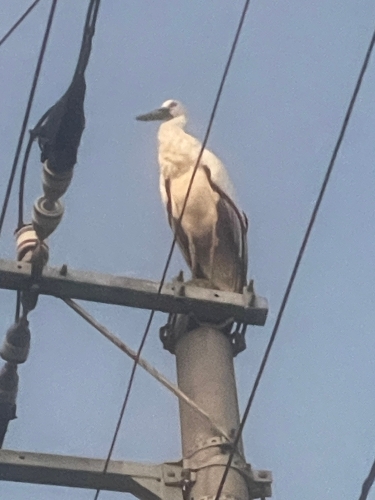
[136,99,248,293]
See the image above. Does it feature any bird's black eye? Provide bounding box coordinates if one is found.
[169,102,177,108]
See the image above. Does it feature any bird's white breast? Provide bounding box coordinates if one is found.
[158,120,221,238]
[158,124,200,180]
[169,167,220,238]
[157,117,241,240]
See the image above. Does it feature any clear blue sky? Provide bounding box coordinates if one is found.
[1,1,375,499]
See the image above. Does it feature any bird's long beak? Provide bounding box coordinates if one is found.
[135,107,172,121]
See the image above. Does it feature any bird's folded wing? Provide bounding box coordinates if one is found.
[159,164,248,292]
[202,165,248,292]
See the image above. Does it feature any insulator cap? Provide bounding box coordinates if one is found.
[0,363,18,405]
[32,196,64,240]
[0,320,31,364]
[15,224,49,264]
[42,160,73,202]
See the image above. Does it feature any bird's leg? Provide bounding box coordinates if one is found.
[188,236,198,277]
[208,225,218,282]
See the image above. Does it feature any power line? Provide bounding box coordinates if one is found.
[93,0,252,498]
[0,0,41,48]
[64,298,231,441]
[92,310,154,500]
[17,0,100,229]
[0,0,58,323]
[14,0,99,324]
[358,458,375,500]
[17,115,45,229]
[0,0,58,239]
[14,108,50,322]
[214,24,375,500]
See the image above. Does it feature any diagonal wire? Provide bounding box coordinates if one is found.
[63,297,231,442]
[358,457,375,500]
[0,0,58,240]
[156,0,251,292]
[93,1,252,498]
[213,24,375,500]
[74,0,101,78]
[0,0,41,48]
[92,309,155,500]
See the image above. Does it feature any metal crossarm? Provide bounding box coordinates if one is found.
[0,449,184,500]
[0,259,268,325]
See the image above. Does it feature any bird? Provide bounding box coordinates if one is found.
[136,99,248,293]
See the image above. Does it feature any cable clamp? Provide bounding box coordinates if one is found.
[185,435,233,459]
[183,452,249,475]
[184,454,272,499]
[162,461,196,490]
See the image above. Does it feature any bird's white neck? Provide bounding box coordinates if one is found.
[158,115,186,141]
[157,114,196,179]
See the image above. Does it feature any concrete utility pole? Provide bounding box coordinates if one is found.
[160,286,272,500]
[175,322,249,500]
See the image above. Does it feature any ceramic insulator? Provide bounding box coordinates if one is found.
[32,196,64,240]
[42,160,73,202]
[15,224,49,264]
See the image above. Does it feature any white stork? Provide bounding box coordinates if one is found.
[136,99,248,293]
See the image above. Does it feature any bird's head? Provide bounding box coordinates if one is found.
[136,99,186,122]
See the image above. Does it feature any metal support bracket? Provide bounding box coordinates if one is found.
[183,452,272,500]
[182,436,272,500]
[160,311,247,356]
[0,449,185,500]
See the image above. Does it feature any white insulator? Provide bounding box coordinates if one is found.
[42,160,73,202]
[15,224,49,264]
[32,196,64,240]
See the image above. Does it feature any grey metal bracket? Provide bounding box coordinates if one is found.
[182,436,272,500]
[0,449,185,500]
[160,310,247,356]
[183,452,272,500]
[0,259,268,325]
[159,275,262,355]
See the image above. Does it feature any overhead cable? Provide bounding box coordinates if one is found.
[213,24,375,500]
[0,0,58,239]
[0,0,41,48]
[358,458,375,500]
[18,0,101,228]
[93,1,252,499]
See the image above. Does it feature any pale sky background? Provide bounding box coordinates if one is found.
[1,1,375,499]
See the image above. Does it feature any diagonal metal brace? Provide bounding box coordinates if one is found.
[63,298,231,442]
